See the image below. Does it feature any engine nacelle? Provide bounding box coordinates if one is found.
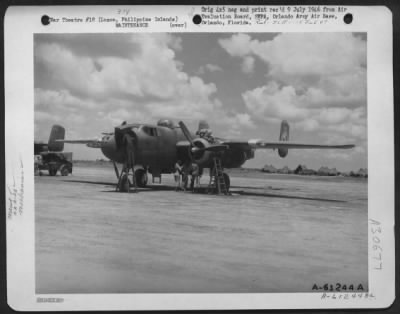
[278,148,288,158]
[223,150,247,168]
[191,138,213,166]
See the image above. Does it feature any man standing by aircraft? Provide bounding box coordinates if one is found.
[174,160,183,191]
[190,163,200,192]
[181,160,192,191]
[34,155,43,176]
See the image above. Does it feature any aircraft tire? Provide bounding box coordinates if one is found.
[60,165,69,176]
[223,173,230,192]
[119,174,130,192]
[135,169,148,188]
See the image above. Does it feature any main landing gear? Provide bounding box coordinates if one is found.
[114,163,148,193]
[114,133,148,192]
[134,168,148,188]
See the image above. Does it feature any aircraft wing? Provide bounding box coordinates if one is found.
[222,140,355,150]
[219,120,354,150]
[56,139,104,148]
[177,139,354,150]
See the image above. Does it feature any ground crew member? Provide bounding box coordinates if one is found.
[174,160,183,191]
[190,163,200,192]
[34,154,43,176]
[181,160,192,191]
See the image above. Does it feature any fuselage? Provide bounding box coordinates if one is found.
[101,123,187,172]
[100,122,254,173]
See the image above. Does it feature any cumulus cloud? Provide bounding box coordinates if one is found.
[241,56,255,74]
[243,82,309,121]
[220,32,367,155]
[34,33,246,140]
[220,33,366,82]
[35,110,60,122]
[35,88,98,111]
[35,34,210,103]
[215,112,256,138]
[35,32,367,167]
[197,63,223,75]
[242,81,366,141]
[220,33,366,105]
[218,33,252,57]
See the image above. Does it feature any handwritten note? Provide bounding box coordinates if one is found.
[7,159,24,219]
[370,219,383,270]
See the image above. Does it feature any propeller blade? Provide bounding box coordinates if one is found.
[178,121,194,146]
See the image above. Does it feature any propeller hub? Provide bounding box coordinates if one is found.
[178,120,227,166]
[190,138,212,165]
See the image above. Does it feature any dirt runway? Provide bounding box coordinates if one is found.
[35,164,368,293]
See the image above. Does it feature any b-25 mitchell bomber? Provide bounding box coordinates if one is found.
[59,119,354,192]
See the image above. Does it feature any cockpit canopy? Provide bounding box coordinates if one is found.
[157,119,176,129]
[141,125,159,137]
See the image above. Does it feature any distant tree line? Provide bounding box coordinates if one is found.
[261,164,368,178]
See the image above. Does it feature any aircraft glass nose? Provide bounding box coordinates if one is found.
[100,135,122,162]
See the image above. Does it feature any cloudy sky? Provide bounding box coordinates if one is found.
[34,32,367,171]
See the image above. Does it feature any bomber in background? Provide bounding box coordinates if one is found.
[35,125,73,176]
[58,119,354,192]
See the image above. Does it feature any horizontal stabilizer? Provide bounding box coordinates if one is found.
[56,139,104,148]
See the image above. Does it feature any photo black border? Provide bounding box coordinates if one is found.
[1,0,398,313]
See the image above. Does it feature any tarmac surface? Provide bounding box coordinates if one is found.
[35,163,368,294]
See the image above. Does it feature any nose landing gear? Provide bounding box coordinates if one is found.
[116,165,137,193]
[115,166,148,192]
[115,133,138,193]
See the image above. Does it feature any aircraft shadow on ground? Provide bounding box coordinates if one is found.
[63,179,116,186]
[233,190,345,203]
[231,185,301,192]
[63,179,345,203]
